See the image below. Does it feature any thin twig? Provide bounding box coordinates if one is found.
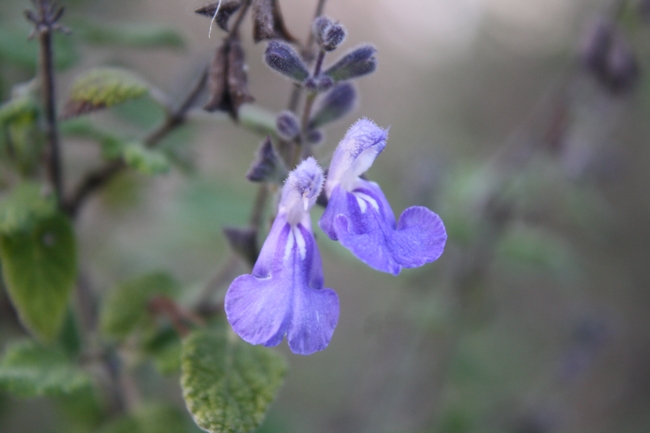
[31,0,66,208]
[64,68,209,218]
[286,0,328,116]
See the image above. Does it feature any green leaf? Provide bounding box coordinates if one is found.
[495,224,579,280]
[0,97,39,125]
[60,117,124,159]
[0,26,78,71]
[99,272,181,340]
[0,186,77,342]
[74,21,185,49]
[123,142,171,175]
[0,340,91,398]
[62,67,149,118]
[97,403,200,433]
[0,97,43,175]
[56,386,105,431]
[112,96,166,129]
[142,326,183,376]
[181,327,287,433]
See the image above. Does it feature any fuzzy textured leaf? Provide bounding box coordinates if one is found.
[63,67,149,118]
[181,327,287,433]
[0,186,77,342]
[100,272,181,340]
[0,340,91,398]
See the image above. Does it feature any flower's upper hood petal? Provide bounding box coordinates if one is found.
[326,118,388,194]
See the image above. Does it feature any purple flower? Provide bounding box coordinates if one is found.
[319,118,447,275]
[225,158,340,355]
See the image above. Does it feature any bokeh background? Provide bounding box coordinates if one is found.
[1,0,650,432]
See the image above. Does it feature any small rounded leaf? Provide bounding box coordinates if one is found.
[62,67,149,118]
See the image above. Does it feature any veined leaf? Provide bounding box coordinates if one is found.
[181,327,287,433]
[62,67,149,118]
[0,340,91,398]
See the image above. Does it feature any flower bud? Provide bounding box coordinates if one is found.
[264,40,309,82]
[313,16,346,52]
[275,110,301,141]
[309,83,357,129]
[246,136,288,183]
[306,129,324,145]
[324,45,377,82]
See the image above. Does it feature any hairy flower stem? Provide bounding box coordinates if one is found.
[64,68,209,218]
[32,0,65,209]
[284,0,328,161]
[297,49,326,161]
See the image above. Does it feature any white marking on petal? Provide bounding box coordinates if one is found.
[284,230,295,263]
[355,192,379,212]
[356,196,368,213]
[293,227,307,260]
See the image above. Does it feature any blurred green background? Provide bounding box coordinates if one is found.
[1,0,650,432]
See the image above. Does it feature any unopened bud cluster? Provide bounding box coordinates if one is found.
[263,15,375,148]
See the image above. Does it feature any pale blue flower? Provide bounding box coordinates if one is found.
[319,118,447,275]
[225,158,339,355]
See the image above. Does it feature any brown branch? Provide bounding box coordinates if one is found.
[29,0,68,208]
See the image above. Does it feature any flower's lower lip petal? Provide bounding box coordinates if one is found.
[333,214,401,275]
[287,287,340,356]
[225,274,291,347]
[391,206,447,268]
[324,184,446,275]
